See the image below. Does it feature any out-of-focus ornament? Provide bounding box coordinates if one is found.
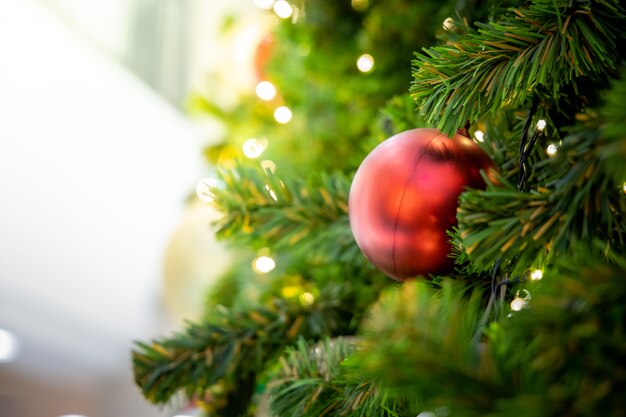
[162,202,234,323]
[254,34,274,81]
[349,128,496,281]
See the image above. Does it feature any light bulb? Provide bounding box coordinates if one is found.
[242,138,268,159]
[351,0,369,11]
[195,177,219,202]
[273,0,293,19]
[442,17,454,30]
[474,129,485,142]
[510,297,526,311]
[356,54,375,73]
[264,184,278,201]
[274,106,292,124]
[261,160,276,174]
[530,269,543,281]
[299,292,315,306]
[536,119,547,132]
[253,256,276,273]
[255,81,277,101]
[546,143,558,156]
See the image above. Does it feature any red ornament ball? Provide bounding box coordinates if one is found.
[349,128,496,281]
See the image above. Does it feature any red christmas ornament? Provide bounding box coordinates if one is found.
[349,128,496,281]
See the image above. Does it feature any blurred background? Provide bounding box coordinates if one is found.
[0,0,265,415]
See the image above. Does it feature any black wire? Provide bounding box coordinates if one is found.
[494,275,525,293]
[490,258,501,299]
[517,95,540,192]
[491,96,542,311]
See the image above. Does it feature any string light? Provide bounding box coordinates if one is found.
[536,119,547,132]
[253,0,275,9]
[356,54,375,73]
[510,297,526,311]
[474,129,485,142]
[264,184,278,201]
[242,137,268,159]
[622,182,626,194]
[546,143,558,157]
[195,177,219,202]
[299,292,315,306]
[510,289,531,311]
[530,269,543,281]
[442,17,455,30]
[261,159,276,174]
[274,106,292,124]
[255,81,277,101]
[351,0,369,11]
[273,0,293,19]
[252,255,276,274]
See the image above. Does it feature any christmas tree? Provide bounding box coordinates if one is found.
[132,0,626,416]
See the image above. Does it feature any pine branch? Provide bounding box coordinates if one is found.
[348,280,493,411]
[411,0,625,136]
[211,164,363,265]
[595,69,626,181]
[132,292,354,414]
[268,338,415,417]
[484,245,626,417]
[349,246,626,417]
[458,109,626,274]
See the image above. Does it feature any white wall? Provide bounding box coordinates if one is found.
[0,0,209,415]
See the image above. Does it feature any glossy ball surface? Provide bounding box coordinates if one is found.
[349,128,496,281]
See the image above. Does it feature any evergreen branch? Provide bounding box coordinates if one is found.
[595,69,626,181]
[349,246,626,417]
[132,293,353,415]
[459,122,626,274]
[411,0,625,136]
[211,164,363,264]
[268,338,356,417]
[268,338,415,417]
[348,280,493,411]
[484,246,626,417]
[132,305,286,407]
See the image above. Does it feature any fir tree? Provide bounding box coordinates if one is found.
[132,1,626,416]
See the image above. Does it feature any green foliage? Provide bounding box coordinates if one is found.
[210,164,362,265]
[348,252,626,416]
[458,88,626,274]
[596,70,626,181]
[192,0,456,175]
[485,250,626,417]
[133,0,626,415]
[411,0,625,136]
[350,280,488,400]
[268,337,418,417]
[133,287,358,415]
